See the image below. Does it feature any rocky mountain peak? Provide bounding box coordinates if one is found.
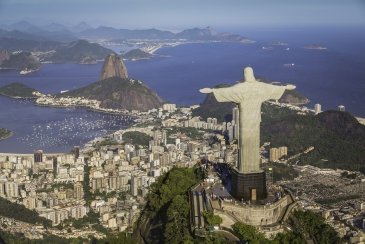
[100,54,128,80]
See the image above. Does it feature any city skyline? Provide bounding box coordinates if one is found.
[0,0,365,30]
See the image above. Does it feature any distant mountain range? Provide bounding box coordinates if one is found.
[78,26,253,42]
[0,39,114,64]
[0,21,254,69]
[0,21,253,43]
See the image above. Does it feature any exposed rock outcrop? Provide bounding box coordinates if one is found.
[100,54,128,80]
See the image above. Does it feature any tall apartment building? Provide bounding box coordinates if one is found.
[73,182,84,199]
[5,181,19,198]
[269,146,288,162]
[314,103,321,115]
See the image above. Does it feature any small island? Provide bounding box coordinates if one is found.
[0,128,13,141]
[0,82,40,98]
[304,44,327,50]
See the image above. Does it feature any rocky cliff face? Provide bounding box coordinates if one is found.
[100,54,128,80]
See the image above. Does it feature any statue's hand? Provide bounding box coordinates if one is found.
[286,84,296,90]
[199,88,213,94]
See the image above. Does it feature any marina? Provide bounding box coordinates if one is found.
[0,96,133,153]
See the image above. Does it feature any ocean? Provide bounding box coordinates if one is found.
[0,26,364,153]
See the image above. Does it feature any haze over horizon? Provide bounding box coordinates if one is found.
[0,0,365,31]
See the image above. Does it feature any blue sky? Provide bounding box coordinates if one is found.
[0,0,364,30]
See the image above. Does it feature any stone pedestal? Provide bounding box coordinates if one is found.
[231,169,266,201]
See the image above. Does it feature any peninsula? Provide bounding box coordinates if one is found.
[36,54,163,112]
[0,83,39,98]
[121,48,152,60]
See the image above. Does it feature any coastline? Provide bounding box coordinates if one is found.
[34,100,136,117]
[0,93,37,99]
[140,39,254,56]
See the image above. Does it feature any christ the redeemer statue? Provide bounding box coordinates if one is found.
[200,67,295,173]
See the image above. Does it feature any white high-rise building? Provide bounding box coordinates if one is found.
[314,104,321,115]
[212,118,218,125]
[222,122,227,132]
[0,181,5,197]
[232,106,239,125]
[270,146,288,162]
[5,181,18,198]
[162,103,177,112]
[228,124,234,142]
[232,106,239,139]
[269,148,279,162]
[175,138,181,146]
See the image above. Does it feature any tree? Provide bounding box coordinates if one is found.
[203,211,223,226]
[144,166,204,243]
[232,222,266,243]
[290,210,340,244]
[164,195,191,243]
[273,231,305,244]
[122,131,151,147]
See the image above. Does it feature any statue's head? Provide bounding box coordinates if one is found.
[244,67,256,82]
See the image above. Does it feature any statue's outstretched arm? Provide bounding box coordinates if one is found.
[200,84,241,103]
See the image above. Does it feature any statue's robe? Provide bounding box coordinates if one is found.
[212,81,286,173]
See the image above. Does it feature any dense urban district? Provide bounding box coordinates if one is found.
[0,97,365,243]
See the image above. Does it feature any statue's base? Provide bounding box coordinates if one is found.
[231,169,267,201]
